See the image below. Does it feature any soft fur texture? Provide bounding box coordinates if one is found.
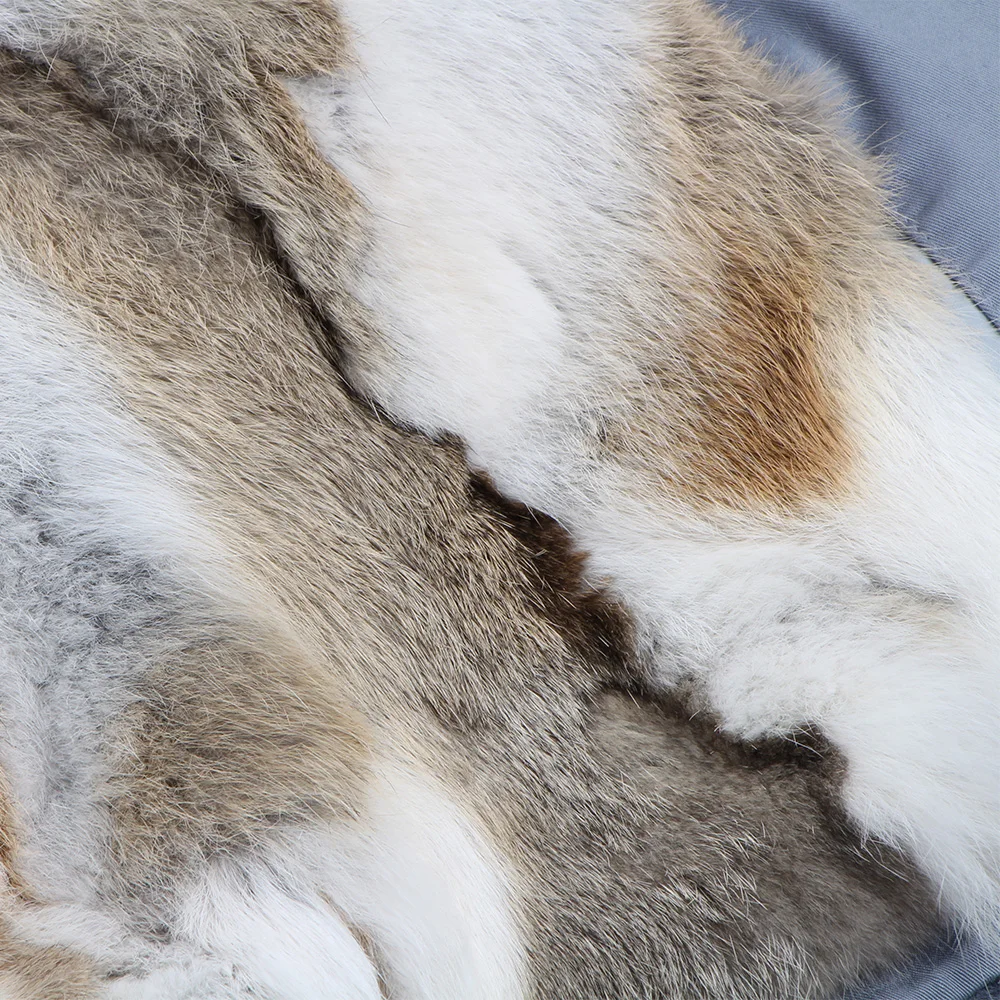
[0,46,936,998]
[0,0,987,995]
[286,3,1000,942]
[14,0,993,943]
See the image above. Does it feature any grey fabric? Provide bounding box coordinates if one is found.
[840,935,1000,1000]
[705,0,1000,329]
[967,982,1000,1000]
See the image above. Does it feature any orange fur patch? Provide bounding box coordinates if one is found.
[676,258,848,508]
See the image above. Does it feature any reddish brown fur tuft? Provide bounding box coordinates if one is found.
[674,259,848,507]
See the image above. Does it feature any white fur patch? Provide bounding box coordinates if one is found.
[181,866,384,1000]
[323,759,526,1000]
[286,0,647,501]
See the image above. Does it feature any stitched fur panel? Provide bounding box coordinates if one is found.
[0,42,941,998]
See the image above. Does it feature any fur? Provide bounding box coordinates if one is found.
[0,0,985,994]
[0,32,940,998]
[29,0,990,942]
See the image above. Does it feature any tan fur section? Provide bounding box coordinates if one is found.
[18,0,345,84]
[642,258,848,509]
[0,930,99,1000]
[0,49,370,903]
[106,636,369,900]
[613,0,900,511]
[26,0,435,415]
[0,31,939,999]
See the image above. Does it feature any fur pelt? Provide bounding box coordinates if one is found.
[0,0,990,996]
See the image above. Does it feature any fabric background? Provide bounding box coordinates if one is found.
[841,934,1000,1000]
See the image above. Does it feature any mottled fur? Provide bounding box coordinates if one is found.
[43,0,991,943]
[0,34,940,999]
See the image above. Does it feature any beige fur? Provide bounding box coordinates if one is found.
[0,930,99,1000]
[0,0,976,1000]
[0,34,942,997]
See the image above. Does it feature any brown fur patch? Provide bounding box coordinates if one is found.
[468,469,635,671]
[672,259,848,507]
[615,0,897,511]
[106,635,369,906]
